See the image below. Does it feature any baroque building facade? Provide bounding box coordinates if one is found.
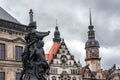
[0,7,120,80]
[0,7,26,80]
[45,26,82,80]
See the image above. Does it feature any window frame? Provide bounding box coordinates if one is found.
[0,43,5,60]
[0,72,5,80]
[15,45,23,61]
[16,72,21,80]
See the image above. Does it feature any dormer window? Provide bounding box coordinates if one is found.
[61,55,67,63]
[61,45,65,48]
[56,61,59,64]
[69,62,71,65]
[62,50,65,53]
[52,76,56,80]
[91,49,95,53]
[92,41,94,45]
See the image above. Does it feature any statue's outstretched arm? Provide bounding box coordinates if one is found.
[36,31,50,37]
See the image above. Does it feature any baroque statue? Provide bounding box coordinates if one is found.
[20,22,50,80]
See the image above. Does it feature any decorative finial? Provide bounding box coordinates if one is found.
[90,8,92,25]
[29,9,33,23]
[55,19,59,31]
[88,8,94,30]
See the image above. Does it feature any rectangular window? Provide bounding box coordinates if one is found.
[16,72,21,80]
[0,72,5,80]
[0,43,5,59]
[15,46,23,61]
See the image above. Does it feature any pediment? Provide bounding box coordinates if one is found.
[82,65,91,74]
[12,37,25,44]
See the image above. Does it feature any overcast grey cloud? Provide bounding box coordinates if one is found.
[0,0,120,69]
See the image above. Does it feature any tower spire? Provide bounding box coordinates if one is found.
[88,9,95,39]
[90,8,92,26]
[88,8,94,30]
[56,19,58,27]
[29,9,33,23]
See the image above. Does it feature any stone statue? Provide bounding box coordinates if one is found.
[20,22,50,80]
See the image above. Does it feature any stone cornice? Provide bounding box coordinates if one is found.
[0,37,26,44]
[0,60,22,68]
[85,57,101,61]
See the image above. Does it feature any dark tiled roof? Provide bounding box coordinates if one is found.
[0,19,26,32]
[0,7,20,24]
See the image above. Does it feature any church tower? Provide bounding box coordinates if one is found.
[53,22,61,43]
[85,10,101,72]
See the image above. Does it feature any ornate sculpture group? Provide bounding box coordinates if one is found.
[20,22,50,80]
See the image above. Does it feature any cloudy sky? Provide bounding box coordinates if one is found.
[0,0,120,69]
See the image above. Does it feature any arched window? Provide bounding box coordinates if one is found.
[62,50,65,53]
[73,77,76,80]
[57,61,58,64]
[69,61,71,65]
[52,76,56,80]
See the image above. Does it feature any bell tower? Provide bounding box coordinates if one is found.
[53,20,61,43]
[85,9,101,72]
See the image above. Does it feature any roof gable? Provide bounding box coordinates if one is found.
[49,40,77,67]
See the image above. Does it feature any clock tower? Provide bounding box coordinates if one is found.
[85,10,101,72]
